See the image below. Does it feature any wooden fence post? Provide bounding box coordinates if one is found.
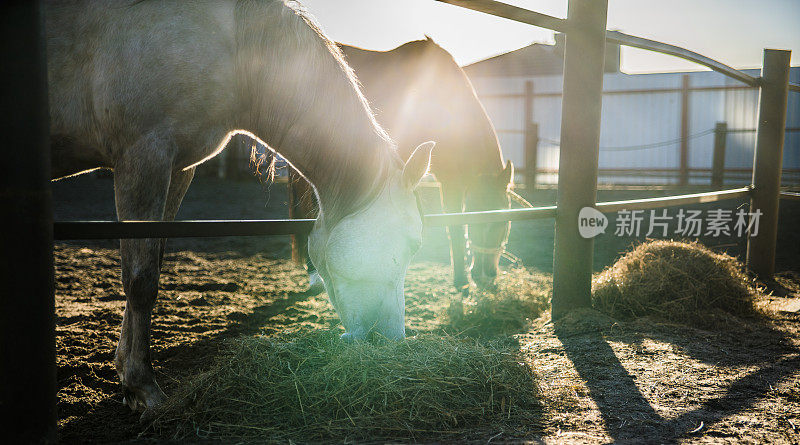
[0,1,56,442]
[679,74,691,185]
[524,81,538,189]
[551,0,608,319]
[746,49,791,279]
[525,122,539,189]
[711,121,728,187]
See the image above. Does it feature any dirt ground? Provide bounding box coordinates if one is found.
[53,174,800,443]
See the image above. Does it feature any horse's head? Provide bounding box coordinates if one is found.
[308,142,434,341]
[465,160,514,289]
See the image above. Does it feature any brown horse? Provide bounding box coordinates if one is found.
[47,0,434,410]
[290,38,513,294]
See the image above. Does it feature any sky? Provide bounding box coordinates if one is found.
[301,0,800,74]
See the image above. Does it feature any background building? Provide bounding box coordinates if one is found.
[464,36,800,186]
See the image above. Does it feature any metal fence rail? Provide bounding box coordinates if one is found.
[53,187,754,239]
[54,219,316,240]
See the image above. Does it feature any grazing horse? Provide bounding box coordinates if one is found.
[290,38,513,294]
[47,0,434,410]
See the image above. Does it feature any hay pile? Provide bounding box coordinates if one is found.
[592,240,759,324]
[150,332,541,442]
[446,267,551,336]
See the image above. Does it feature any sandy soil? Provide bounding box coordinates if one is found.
[53,175,800,443]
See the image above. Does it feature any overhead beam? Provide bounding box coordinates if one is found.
[435,0,568,33]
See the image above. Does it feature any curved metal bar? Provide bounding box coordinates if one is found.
[436,0,761,87]
[606,31,759,86]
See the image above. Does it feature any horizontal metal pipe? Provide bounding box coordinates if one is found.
[479,84,755,100]
[53,188,753,239]
[54,219,316,240]
[594,186,751,213]
[423,206,557,226]
[780,191,800,200]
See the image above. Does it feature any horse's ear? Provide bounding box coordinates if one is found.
[402,141,435,190]
[501,160,514,187]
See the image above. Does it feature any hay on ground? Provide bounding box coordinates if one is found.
[446,267,551,336]
[592,240,759,325]
[150,332,541,442]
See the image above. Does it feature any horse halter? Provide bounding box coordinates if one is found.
[468,239,507,256]
[467,189,532,259]
[467,221,510,256]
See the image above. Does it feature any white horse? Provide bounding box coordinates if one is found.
[47,0,433,410]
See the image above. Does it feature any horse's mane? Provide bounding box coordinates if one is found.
[234,0,401,227]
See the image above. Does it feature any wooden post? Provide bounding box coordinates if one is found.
[679,74,691,185]
[525,122,539,189]
[746,49,791,279]
[711,121,728,187]
[551,0,608,319]
[0,1,56,443]
[524,81,538,189]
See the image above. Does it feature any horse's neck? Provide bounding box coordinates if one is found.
[343,43,506,176]
[234,1,396,224]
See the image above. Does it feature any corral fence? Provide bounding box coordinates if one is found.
[3,1,799,441]
[482,74,800,188]
[49,0,800,308]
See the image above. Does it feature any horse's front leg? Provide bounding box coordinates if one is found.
[288,170,323,295]
[112,132,175,411]
[441,182,469,294]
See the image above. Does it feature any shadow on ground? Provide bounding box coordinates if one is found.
[554,308,800,442]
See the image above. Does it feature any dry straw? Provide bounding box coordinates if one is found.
[150,331,541,442]
[446,267,551,336]
[592,240,759,325]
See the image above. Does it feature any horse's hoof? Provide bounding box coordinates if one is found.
[307,271,325,295]
[122,382,165,412]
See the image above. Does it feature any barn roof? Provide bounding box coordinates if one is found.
[463,33,620,77]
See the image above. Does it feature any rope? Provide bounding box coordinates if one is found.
[507,189,534,208]
[538,128,716,152]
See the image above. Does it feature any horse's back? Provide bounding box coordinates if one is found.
[46,0,240,176]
